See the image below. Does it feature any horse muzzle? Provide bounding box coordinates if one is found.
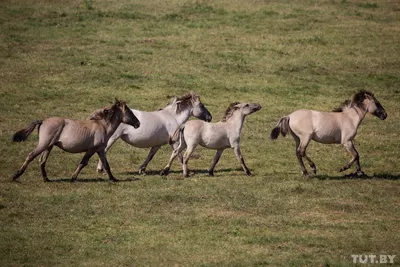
[375,110,387,120]
[127,120,140,129]
[132,121,140,129]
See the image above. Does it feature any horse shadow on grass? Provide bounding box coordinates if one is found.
[313,172,400,181]
[121,168,244,177]
[44,177,141,183]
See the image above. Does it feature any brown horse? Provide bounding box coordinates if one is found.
[12,99,140,182]
[270,90,387,177]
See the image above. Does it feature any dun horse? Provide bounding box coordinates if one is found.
[270,90,387,176]
[94,92,212,174]
[12,99,140,182]
[161,102,262,177]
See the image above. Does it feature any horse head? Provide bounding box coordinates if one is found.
[356,91,387,120]
[113,99,140,128]
[221,102,262,121]
[366,93,387,120]
[176,92,212,122]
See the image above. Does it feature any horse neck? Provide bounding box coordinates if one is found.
[104,113,123,137]
[226,112,245,137]
[163,104,192,125]
[344,105,368,128]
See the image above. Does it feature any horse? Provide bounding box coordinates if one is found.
[11,99,140,182]
[94,92,212,175]
[270,90,387,177]
[161,102,262,177]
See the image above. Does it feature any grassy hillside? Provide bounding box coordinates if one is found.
[0,0,399,266]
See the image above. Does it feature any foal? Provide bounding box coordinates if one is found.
[12,99,140,182]
[270,90,387,176]
[161,102,262,177]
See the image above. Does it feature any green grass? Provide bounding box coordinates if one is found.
[0,0,399,266]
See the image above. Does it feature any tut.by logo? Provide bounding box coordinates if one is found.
[351,255,396,264]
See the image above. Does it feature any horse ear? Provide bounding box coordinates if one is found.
[365,93,373,100]
[114,98,121,106]
[169,96,178,104]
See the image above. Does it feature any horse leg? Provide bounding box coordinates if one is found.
[182,144,197,178]
[303,154,317,174]
[160,144,185,176]
[340,141,363,176]
[12,146,49,181]
[138,146,160,175]
[97,132,120,173]
[71,150,96,182]
[39,146,54,182]
[171,141,183,164]
[233,146,252,176]
[97,150,118,182]
[293,134,311,177]
[208,149,224,176]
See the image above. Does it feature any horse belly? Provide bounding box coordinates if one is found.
[56,138,94,153]
[199,135,230,150]
[312,128,341,144]
[56,125,98,153]
[121,127,169,148]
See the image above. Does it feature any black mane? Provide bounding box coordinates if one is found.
[332,90,374,112]
[221,102,240,122]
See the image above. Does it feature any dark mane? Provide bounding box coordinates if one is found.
[176,92,199,113]
[332,90,374,112]
[88,100,125,121]
[221,102,240,122]
[332,99,351,112]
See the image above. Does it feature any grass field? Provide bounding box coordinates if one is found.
[1,0,399,266]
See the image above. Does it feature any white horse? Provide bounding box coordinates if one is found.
[161,102,262,177]
[270,90,387,177]
[94,92,212,174]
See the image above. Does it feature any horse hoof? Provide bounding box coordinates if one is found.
[110,178,119,182]
[138,168,146,175]
[97,168,104,174]
[161,168,170,176]
[43,178,50,182]
[356,171,366,177]
[208,171,214,176]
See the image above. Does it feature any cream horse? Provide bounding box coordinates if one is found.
[270,90,387,176]
[12,99,140,182]
[94,92,212,174]
[161,102,262,177]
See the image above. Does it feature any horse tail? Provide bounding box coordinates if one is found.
[270,116,290,140]
[12,120,43,142]
[169,125,185,145]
